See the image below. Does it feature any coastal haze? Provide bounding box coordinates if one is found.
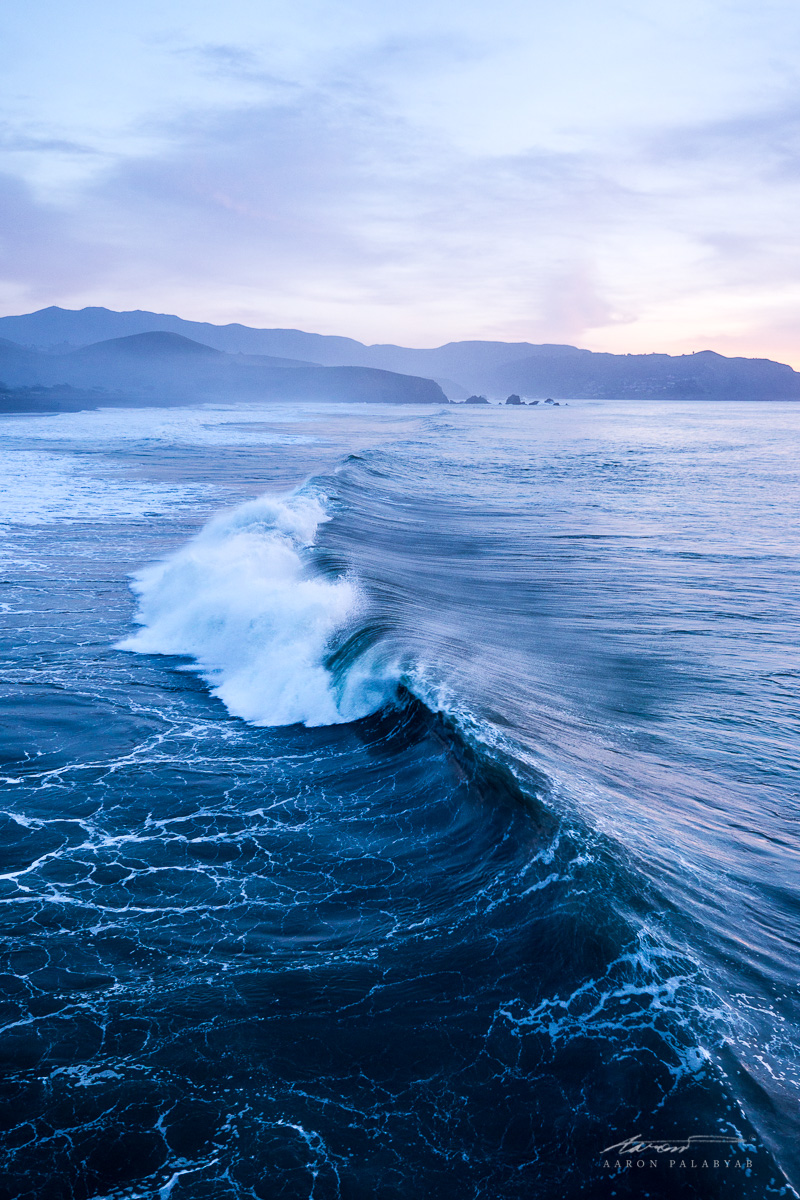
[2,306,800,410]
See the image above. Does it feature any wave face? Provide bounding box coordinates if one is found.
[118,489,396,726]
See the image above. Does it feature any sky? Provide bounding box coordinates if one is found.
[2,0,800,360]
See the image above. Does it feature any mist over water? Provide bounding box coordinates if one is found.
[1,398,798,1199]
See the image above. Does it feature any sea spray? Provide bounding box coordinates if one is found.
[117,489,397,726]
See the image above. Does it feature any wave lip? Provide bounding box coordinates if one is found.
[117,489,396,727]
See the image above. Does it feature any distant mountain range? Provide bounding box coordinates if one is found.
[0,327,447,411]
[1,305,799,407]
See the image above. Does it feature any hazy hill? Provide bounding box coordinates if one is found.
[0,331,447,409]
[489,347,800,400]
[0,307,374,364]
[0,308,559,392]
[0,382,115,414]
[0,336,43,385]
[71,331,223,360]
[1,307,799,400]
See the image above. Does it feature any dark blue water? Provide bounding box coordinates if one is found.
[0,400,798,1198]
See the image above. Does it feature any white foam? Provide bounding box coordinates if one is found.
[0,449,214,527]
[0,402,317,447]
[117,489,396,727]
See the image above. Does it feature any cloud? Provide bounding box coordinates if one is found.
[1,55,800,360]
[40,81,633,343]
[0,173,108,312]
[0,129,100,155]
[179,42,302,93]
[624,103,800,289]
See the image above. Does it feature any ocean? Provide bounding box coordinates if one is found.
[0,398,798,1199]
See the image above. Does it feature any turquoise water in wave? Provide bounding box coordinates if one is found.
[0,399,798,1199]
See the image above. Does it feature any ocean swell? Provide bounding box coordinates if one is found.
[117,489,398,727]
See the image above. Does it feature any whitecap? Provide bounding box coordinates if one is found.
[117,488,396,727]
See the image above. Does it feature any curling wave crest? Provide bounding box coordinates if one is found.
[117,489,397,727]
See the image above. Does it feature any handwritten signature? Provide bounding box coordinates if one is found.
[601,1135,748,1156]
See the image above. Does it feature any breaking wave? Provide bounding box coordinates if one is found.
[117,488,398,727]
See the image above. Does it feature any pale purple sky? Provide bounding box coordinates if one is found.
[2,0,800,362]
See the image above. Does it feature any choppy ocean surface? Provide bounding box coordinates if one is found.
[0,399,798,1199]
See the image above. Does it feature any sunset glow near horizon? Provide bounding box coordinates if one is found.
[2,0,800,364]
